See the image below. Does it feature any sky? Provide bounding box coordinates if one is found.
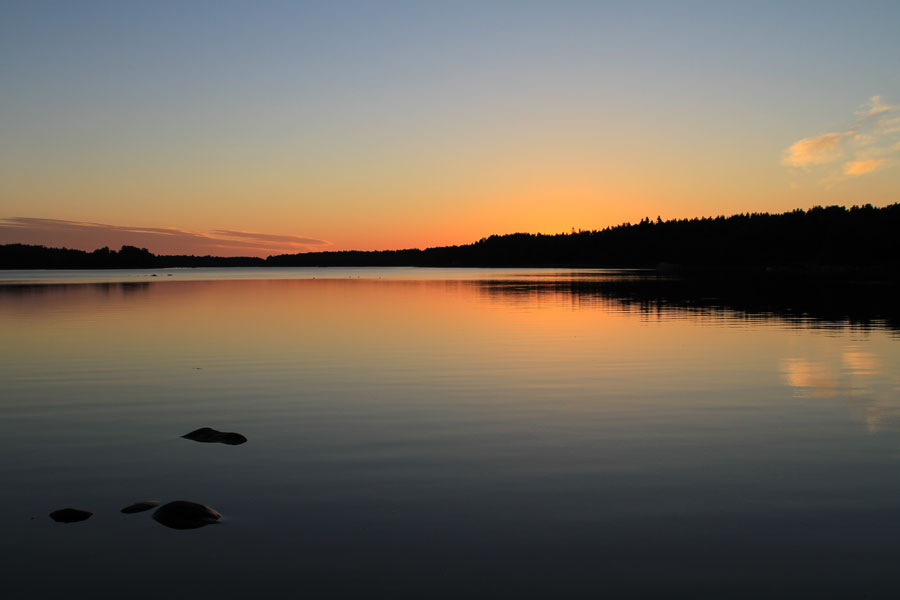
[1,0,899,256]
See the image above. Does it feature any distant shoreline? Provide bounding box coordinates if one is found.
[2,265,897,333]
[2,204,898,277]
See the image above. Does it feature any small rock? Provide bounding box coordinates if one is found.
[121,501,160,514]
[153,501,222,530]
[181,427,247,445]
[50,508,92,523]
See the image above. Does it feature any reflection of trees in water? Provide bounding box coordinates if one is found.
[471,273,900,434]
[0,282,151,296]
[0,282,152,314]
[471,273,900,333]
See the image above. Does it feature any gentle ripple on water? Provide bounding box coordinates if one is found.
[1,268,899,598]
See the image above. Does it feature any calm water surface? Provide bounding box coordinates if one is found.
[2,268,899,598]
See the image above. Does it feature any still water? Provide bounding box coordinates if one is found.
[1,268,899,598]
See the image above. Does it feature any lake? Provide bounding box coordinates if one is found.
[2,268,899,598]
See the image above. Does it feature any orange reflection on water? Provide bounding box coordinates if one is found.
[781,344,900,433]
[780,358,838,397]
[2,276,898,428]
[842,350,881,376]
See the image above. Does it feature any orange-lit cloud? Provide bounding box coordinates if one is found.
[851,133,877,146]
[784,95,900,186]
[781,133,844,166]
[881,117,900,134]
[843,159,886,176]
[857,95,897,119]
[0,217,329,257]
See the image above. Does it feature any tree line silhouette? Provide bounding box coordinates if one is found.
[2,204,898,272]
[0,244,266,269]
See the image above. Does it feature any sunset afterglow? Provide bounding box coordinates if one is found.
[2,1,899,256]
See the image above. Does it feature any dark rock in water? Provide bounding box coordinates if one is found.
[50,508,92,523]
[153,501,222,530]
[121,501,160,514]
[181,427,247,445]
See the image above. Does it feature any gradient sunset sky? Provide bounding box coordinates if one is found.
[2,1,899,256]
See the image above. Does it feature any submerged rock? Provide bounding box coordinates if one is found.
[152,501,222,530]
[121,501,160,514]
[181,427,247,445]
[50,508,92,523]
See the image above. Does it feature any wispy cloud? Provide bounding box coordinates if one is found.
[0,218,329,257]
[844,158,887,176]
[857,95,897,119]
[210,230,327,246]
[851,133,877,146]
[880,116,900,134]
[783,95,900,187]
[781,132,844,166]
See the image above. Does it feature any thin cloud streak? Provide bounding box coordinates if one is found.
[0,217,329,257]
[210,230,328,245]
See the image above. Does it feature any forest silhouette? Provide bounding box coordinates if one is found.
[2,204,898,273]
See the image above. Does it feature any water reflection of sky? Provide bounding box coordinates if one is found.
[2,270,900,598]
[781,347,900,434]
